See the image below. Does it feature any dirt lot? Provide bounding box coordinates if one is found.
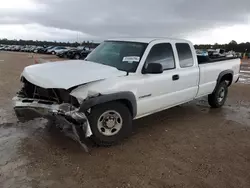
[0,51,250,188]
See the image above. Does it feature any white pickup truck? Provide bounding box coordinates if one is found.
[13,38,241,149]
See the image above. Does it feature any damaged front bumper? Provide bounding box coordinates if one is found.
[13,96,92,151]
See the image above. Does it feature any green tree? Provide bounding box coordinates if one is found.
[229,40,237,45]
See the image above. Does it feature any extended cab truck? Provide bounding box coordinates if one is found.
[13,38,241,149]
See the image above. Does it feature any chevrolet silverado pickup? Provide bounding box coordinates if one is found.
[13,38,241,150]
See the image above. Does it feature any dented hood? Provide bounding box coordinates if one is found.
[22,60,127,89]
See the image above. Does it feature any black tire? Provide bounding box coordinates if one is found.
[208,81,228,108]
[87,101,132,146]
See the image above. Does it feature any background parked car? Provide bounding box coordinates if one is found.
[14,46,21,51]
[66,46,86,59]
[47,46,68,54]
[0,45,6,50]
[9,46,16,51]
[207,49,226,58]
[20,46,26,52]
[56,47,75,58]
[33,46,44,53]
[80,47,95,59]
[4,46,10,51]
[55,47,71,55]
[36,46,52,54]
[65,46,94,59]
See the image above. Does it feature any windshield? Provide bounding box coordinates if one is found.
[86,41,147,72]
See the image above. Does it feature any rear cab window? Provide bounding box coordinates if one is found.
[176,43,194,68]
[144,43,175,71]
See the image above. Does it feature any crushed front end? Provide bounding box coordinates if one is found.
[13,77,92,152]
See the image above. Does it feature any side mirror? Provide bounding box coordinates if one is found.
[144,63,163,74]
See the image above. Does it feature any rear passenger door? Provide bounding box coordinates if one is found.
[173,43,199,103]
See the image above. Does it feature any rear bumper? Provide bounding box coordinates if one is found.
[13,96,92,137]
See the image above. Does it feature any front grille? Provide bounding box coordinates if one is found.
[19,77,79,107]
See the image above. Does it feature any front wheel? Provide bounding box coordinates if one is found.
[87,102,132,146]
[208,81,228,108]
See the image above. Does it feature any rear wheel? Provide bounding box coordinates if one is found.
[208,81,228,108]
[87,102,132,146]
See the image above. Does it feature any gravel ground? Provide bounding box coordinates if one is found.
[0,52,250,188]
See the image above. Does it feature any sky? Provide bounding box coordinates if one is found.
[0,0,250,44]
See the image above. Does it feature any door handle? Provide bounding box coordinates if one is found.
[172,74,179,81]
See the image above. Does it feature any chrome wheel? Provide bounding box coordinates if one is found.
[97,110,123,136]
[218,87,225,103]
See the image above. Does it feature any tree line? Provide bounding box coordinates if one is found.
[1,39,249,53]
[194,40,250,53]
[0,38,100,48]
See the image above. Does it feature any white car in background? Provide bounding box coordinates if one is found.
[0,45,5,50]
[47,46,68,54]
[208,49,226,58]
[196,49,208,56]
[226,50,236,57]
[55,47,73,55]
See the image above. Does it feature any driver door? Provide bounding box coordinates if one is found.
[136,42,179,117]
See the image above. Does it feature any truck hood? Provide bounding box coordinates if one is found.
[22,60,127,89]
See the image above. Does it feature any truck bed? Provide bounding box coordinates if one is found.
[197,56,239,64]
[196,57,241,98]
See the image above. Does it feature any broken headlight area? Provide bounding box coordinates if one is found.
[13,77,92,152]
[18,77,80,107]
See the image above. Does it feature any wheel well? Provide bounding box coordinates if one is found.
[87,99,135,118]
[220,73,233,86]
[117,99,134,117]
[79,92,137,117]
